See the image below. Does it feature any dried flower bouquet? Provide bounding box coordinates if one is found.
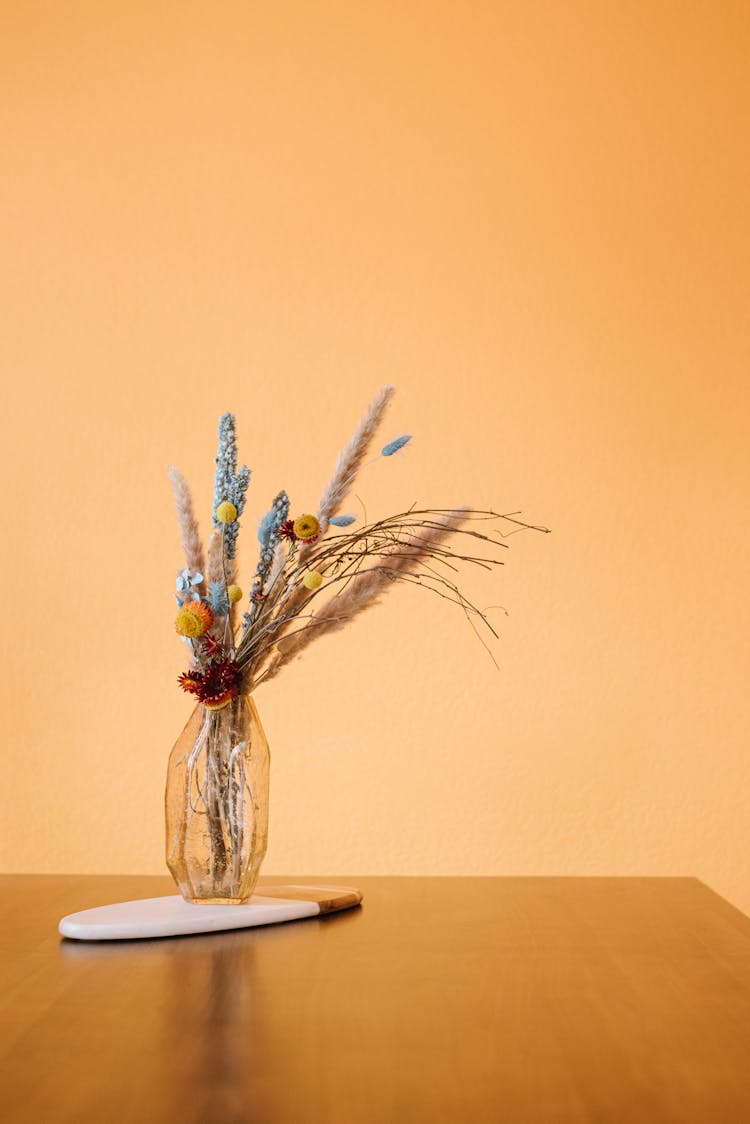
[168,385,548,705]
[168,386,547,706]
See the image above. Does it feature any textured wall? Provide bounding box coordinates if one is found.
[2,2,749,912]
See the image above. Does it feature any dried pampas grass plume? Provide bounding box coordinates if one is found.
[207,530,231,588]
[316,384,395,534]
[168,466,206,596]
[206,528,239,637]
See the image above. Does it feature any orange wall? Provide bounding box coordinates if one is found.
[3,2,750,912]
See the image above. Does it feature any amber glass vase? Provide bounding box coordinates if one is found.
[165,695,270,904]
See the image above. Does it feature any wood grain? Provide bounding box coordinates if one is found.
[2,876,750,1122]
[259,884,363,913]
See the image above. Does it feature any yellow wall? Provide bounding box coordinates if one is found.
[3,2,750,912]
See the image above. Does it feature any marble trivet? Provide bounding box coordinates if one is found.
[59,884,362,941]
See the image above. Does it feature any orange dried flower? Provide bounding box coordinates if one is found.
[175,600,214,638]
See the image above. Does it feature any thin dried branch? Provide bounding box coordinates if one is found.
[249,508,469,685]
[237,505,547,677]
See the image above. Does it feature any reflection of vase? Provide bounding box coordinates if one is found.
[165,695,270,904]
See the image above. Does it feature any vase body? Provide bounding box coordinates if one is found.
[165,695,270,904]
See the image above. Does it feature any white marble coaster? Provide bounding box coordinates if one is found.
[59,884,362,941]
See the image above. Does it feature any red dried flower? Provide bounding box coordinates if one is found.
[178,659,243,710]
[278,519,297,542]
[251,590,267,603]
[200,634,224,658]
[178,670,203,692]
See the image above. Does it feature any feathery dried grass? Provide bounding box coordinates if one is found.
[168,466,206,596]
[206,529,237,640]
[316,384,395,534]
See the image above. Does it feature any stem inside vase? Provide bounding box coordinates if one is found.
[166,696,270,904]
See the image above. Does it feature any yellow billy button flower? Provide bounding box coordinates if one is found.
[175,601,214,638]
[293,513,320,541]
[216,501,238,524]
[227,584,243,603]
[302,570,323,590]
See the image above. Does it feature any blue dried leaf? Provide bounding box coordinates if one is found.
[381,434,412,457]
[329,514,357,527]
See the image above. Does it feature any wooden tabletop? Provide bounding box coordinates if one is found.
[2,876,750,1123]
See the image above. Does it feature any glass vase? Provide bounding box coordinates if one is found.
[165,695,270,904]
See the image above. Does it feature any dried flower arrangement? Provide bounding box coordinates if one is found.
[168,385,547,709]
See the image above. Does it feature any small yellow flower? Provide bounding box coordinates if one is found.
[175,601,214,638]
[293,513,320,541]
[227,584,243,603]
[216,501,238,524]
[303,570,323,590]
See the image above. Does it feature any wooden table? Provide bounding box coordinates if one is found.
[2,876,750,1122]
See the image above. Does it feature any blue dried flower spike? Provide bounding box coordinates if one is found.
[244,490,290,627]
[213,413,251,559]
